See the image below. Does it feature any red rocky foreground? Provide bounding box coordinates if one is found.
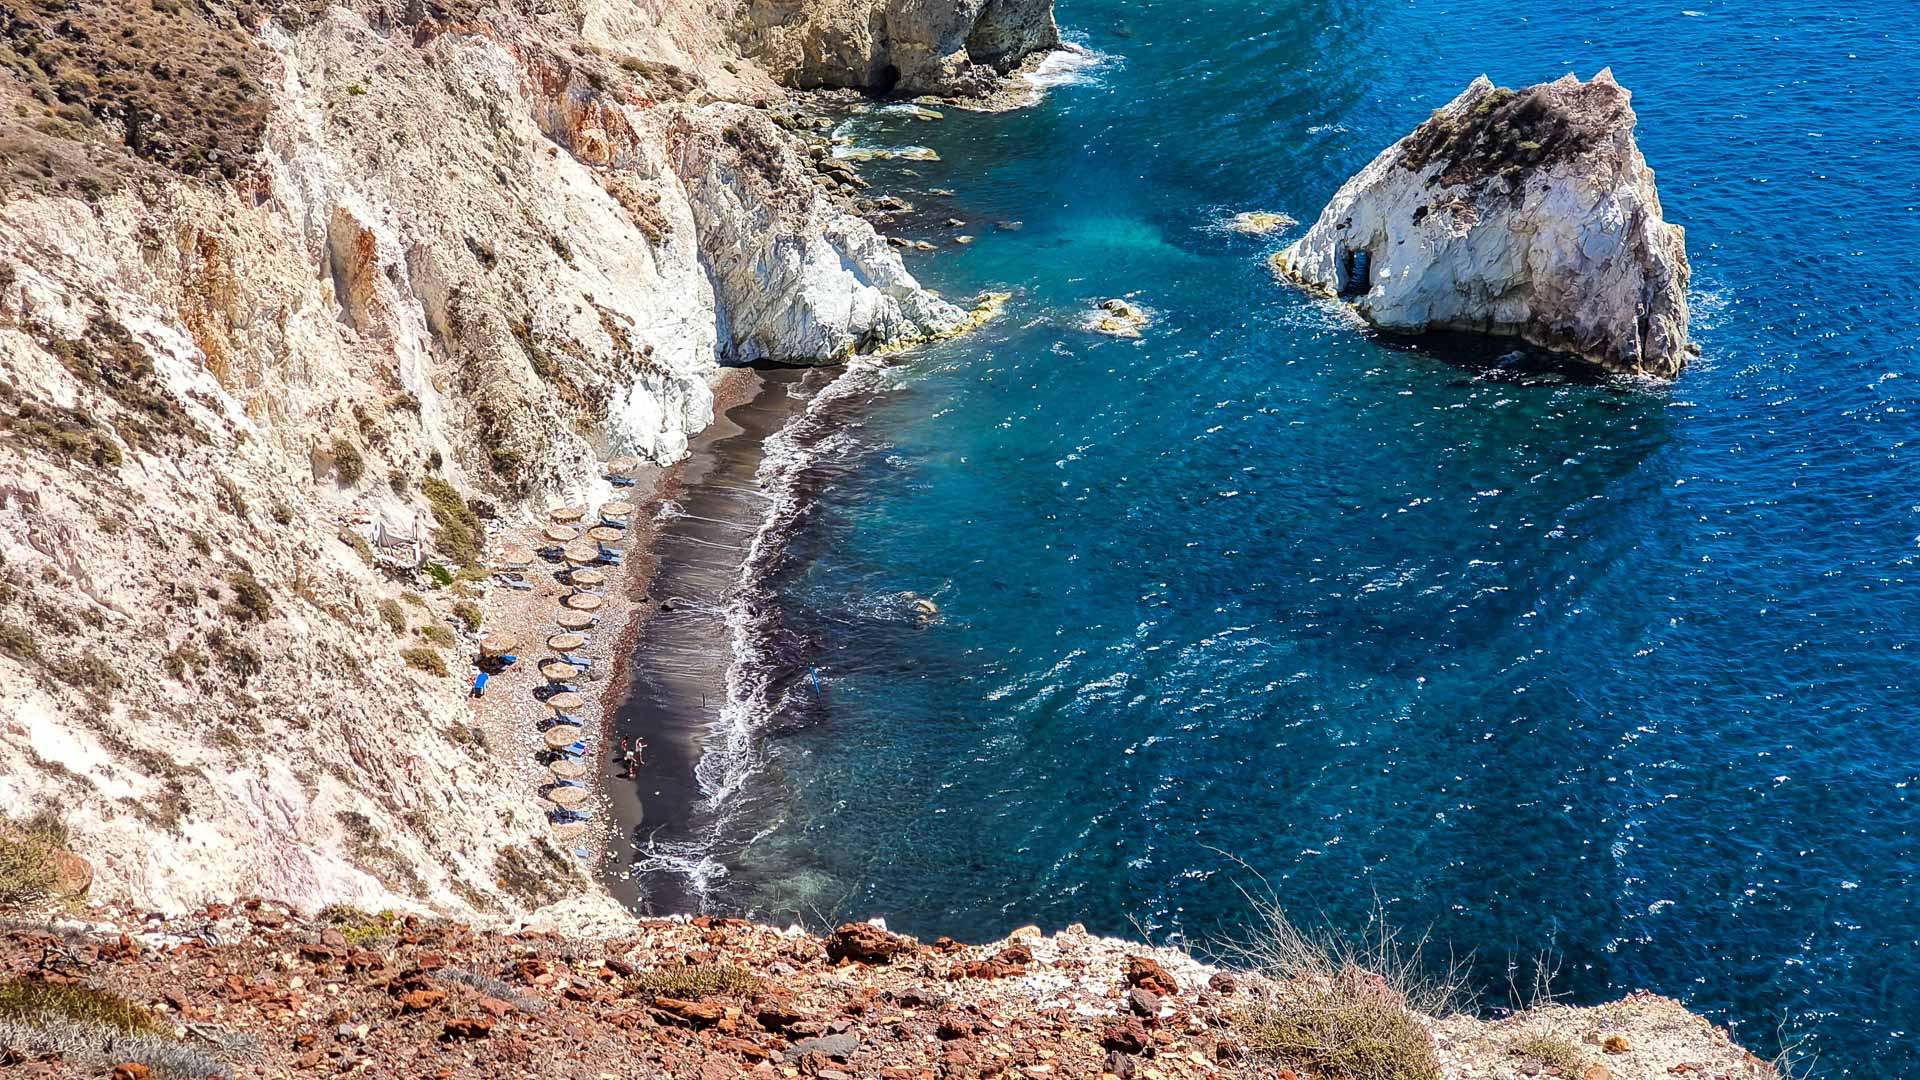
[0,899,1773,1080]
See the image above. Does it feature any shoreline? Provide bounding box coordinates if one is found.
[599,364,829,914]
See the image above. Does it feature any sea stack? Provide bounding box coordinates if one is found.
[1273,70,1692,378]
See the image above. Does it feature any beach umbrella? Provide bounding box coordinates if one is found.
[542,724,584,750]
[563,542,601,566]
[547,691,585,713]
[600,500,635,519]
[543,524,579,544]
[540,661,580,682]
[555,609,595,630]
[605,455,638,476]
[550,820,588,842]
[568,568,607,588]
[550,505,586,524]
[548,784,590,808]
[497,543,535,567]
[547,632,587,652]
[548,758,588,780]
[564,592,606,612]
[479,632,518,657]
[587,526,624,545]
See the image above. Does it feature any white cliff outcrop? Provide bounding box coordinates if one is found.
[1273,70,1692,378]
[742,0,1061,95]
[0,0,987,917]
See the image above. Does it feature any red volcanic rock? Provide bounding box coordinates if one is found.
[442,1016,493,1040]
[826,923,912,965]
[654,996,727,1026]
[398,989,446,1012]
[1102,1018,1150,1054]
[1123,955,1180,996]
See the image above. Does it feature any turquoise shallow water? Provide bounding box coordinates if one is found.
[687,1,1920,1072]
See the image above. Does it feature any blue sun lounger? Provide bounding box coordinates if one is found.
[494,574,534,591]
[471,671,490,696]
[600,516,629,529]
[558,652,592,669]
[606,473,636,487]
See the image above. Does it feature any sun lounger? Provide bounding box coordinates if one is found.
[471,672,490,696]
[567,740,588,756]
[606,474,636,487]
[600,516,629,528]
[494,574,534,591]
[558,653,591,668]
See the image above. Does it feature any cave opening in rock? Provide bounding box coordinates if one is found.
[1340,247,1373,296]
[871,64,901,97]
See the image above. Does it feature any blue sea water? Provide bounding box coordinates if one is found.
[698,1,1920,1072]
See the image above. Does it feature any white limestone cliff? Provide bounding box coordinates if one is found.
[0,0,982,917]
[1273,70,1692,378]
[741,0,1062,96]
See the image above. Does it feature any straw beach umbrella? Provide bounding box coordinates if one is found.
[542,724,583,750]
[548,758,588,780]
[497,543,535,567]
[548,784,590,808]
[564,592,606,612]
[555,609,595,631]
[600,500,635,519]
[547,632,587,652]
[550,505,586,524]
[605,455,638,476]
[568,568,606,588]
[563,542,601,566]
[544,524,579,544]
[547,692,585,713]
[480,632,518,657]
[550,821,588,842]
[540,661,580,682]
[587,526,624,545]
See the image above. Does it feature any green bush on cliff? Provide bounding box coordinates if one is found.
[632,964,764,1000]
[420,477,482,569]
[400,647,447,677]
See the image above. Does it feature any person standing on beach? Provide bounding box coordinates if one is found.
[618,738,635,778]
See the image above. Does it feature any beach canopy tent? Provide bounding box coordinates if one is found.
[547,691,586,712]
[548,758,588,780]
[550,505,586,523]
[564,592,606,612]
[600,500,636,519]
[544,524,580,543]
[555,609,596,630]
[480,632,518,657]
[542,724,584,750]
[548,785,590,808]
[547,632,588,652]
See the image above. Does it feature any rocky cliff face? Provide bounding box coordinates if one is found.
[0,0,974,918]
[741,0,1062,95]
[1273,70,1692,378]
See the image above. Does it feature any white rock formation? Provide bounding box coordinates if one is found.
[1273,70,1691,378]
[0,0,986,917]
[742,0,1062,95]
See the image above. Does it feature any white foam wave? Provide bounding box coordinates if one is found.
[1022,38,1120,89]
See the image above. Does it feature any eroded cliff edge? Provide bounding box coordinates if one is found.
[0,0,1051,918]
[1273,71,1692,379]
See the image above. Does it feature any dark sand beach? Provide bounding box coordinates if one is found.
[601,365,823,914]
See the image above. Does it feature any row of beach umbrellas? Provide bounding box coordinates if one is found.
[520,486,635,845]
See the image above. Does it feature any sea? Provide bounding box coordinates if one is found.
[636,1,1920,1072]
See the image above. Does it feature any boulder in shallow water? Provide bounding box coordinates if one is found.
[1272,70,1691,378]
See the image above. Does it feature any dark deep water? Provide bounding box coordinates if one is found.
[649,1,1920,1072]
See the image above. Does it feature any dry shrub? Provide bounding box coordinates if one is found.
[632,963,764,1000]
[1511,1031,1588,1072]
[0,979,161,1035]
[1223,893,1466,1080]
[400,647,446,676]
[0,831,58,910]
